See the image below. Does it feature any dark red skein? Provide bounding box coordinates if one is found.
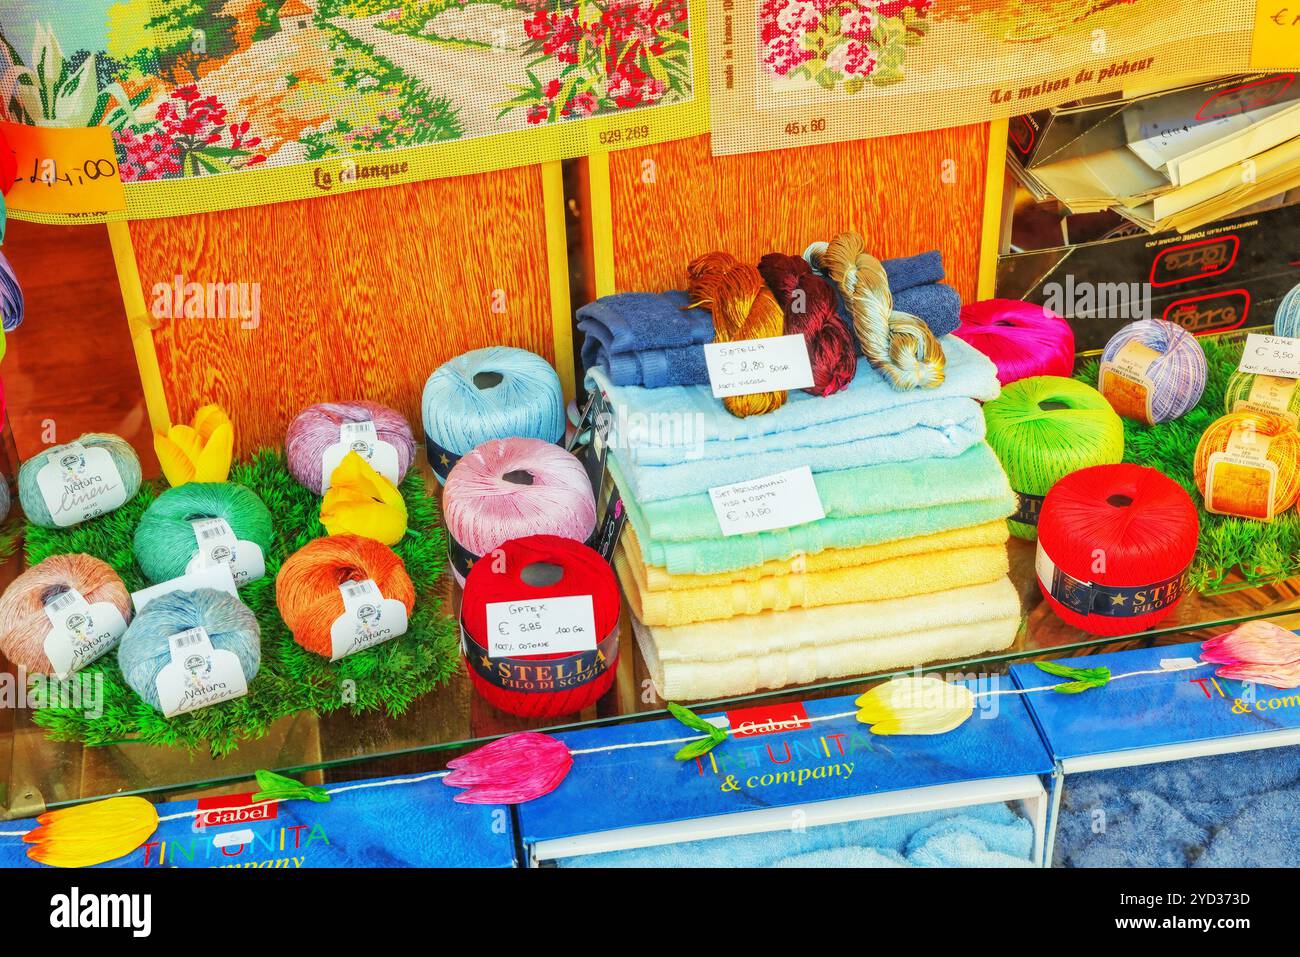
[758,252,857,397]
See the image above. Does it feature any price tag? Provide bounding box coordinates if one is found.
[486,595,597,657]
[708,466,826,536]
[328,579,409,660]
[1238,334,1300,379]
[1,122,126,215]
[703,334,815,398]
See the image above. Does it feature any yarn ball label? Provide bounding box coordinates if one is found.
[1238,334,1300,379]
[1204,428,1278,521]
[1012,491,1045,527]
[1234,373,1300,426]
[34,443,129,527]
[328,579,409,660]
[132,563,239,615]
[321,421,400,492]
[703,334,815,399]
[486,594,597,657]
[184,517,266,586]
[428,436,462,482]
[463,622,617,693]
[155,626,249,717]
[708,466,826,536]
[41,588,127,678]
[1099,340,1158,424]
[1036,543,1187,618]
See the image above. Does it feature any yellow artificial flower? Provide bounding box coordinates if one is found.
[320,451,408,545]
[24,796,159,868]
[154,403,234,487]
[856,675,975,736]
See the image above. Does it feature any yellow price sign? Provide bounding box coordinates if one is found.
[1253,2,1300,68]
[1,122,126,216]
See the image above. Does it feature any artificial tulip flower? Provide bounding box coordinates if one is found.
[154,403,234,487]
[444,732,573,804]
[1202,620,1300,689]
[320,451,407,545]
[855,675,975,736]
[24,797,158,868]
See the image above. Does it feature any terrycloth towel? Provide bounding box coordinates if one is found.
[617,540,1010,626]
[883,250,945,291]
[633,577,1021,699]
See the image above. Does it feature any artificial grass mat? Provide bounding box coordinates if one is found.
[23,450,459,755]
[1076,335,1300,592]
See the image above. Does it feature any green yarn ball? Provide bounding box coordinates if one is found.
[1222,369,1300,422]
[133,482,275,583]
[984,375,1125,540]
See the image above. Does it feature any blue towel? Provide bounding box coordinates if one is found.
[883,250,945,291]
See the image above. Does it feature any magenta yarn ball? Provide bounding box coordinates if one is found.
[953,299,1075,386]
[285,401,416,494]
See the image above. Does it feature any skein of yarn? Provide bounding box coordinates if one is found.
[443,437,596,586]
[1098,319,1207,424]
[809,231,946,391]
[1036,463,1198,636]
[0,554,132,675]
[1193,411,1300,520]
[422,347,566,483]
[286,400,416,494]
[756,252,857,397]
[18,434,142,528]
[952,299,1075,385]
[133,483,275,584]
[1274,281,1300,339]
[276,534,415,658]
[1223,370,1300,425]
[687,251,788,417]
[460,534,620,718]
[0,251,22,334]
[984,376,1125,539]
[118,588,261,714]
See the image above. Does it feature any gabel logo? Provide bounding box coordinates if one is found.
[194,793,278,829]
[725,703,811,738]
[1150,237,1239,287]
[1162,290,1250,334]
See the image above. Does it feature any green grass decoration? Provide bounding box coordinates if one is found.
[1076,336,1300,591]
[23,450,459,755]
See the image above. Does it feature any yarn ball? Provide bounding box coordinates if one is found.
[1099,319,1207,423]
[1037,464,1198,636]
[0,250,22,333]
[0,554,132,674]
[1193,411,1300,518]
[18,434,142,528]
[444,437,596,586]
[461,534,620,718]
[422,346,565,484]
[276,534,415,657]
[1274,281,1300,339]
[133,482,275,584]
[118,588,261,712]
[952,299,1075,385]
[756,252,857,397]
[285,400,415,495]
[984,376,1124,539]
[1223,369,1300,422]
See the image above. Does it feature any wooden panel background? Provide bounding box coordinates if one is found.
[606,129,989,300]
[128,166,556,458]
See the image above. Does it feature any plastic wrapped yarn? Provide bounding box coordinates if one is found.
[443,437,596,586]
[133,482,275,583]
[1193,411,1300,519]
[1223,370,1300,424]
[756,252,857,397]
[17,434,142,528]
[0,250,22,333]
[952,299,1075,386]
[983,376,1124,539]
[1036,464,1198,636]
[0,554,132,674]
[1274,281,1300,339]
[1098,319,1207,424]
[285,400,416,494]
[460,534,620,718]
[422,347,565,484]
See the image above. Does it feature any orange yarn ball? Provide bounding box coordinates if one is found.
[1193,411,1300,516]
[276,534,416,657]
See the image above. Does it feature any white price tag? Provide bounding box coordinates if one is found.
[703,334,815,399]
[41,588,128,677]
[1238,334,1300,379]
[328,578,409,660]
[486,595,597,657]
[154,626,249,716]
[320,420,400,491]
[132,564,239,615]
[34,443,129,527]
[708,466,826,536]
[184,517,266,586]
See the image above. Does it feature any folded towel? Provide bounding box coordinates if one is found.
[883,250,946,291]
[578,289,713,357]
[892,283,961,337]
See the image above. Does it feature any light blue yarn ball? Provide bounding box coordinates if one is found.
[421,346,566,484]
[117,588,261,712]
[17,434,143,527]
[1100,318,1207,423]
[133,482,275,584]
[1275,281,1300,339]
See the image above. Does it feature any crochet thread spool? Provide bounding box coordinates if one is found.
[422,347,566,483]
[444,437,596,586]
[952,299,1075,385]
[118,588,261,713]
[984,376,1124,539]
[460,534,620,718]
[276,534,415,658]
[133,482,275,584]
[810,231,945,391]
[687,251,788,417]
[0,554,132,675]
[1223,370,1300,425]
[18,434,142,528]
[286,400,416,495]
[1098,319,1207,424]
[1037,463,1198,636]
[756,252,857,397]
[0,251,22,333]
[1274,281,1300,339]
[1193,411,1300,520]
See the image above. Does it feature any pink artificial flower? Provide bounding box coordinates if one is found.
[444,732,573,804]
[1202,620,1300,689]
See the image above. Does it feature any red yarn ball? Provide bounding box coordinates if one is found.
[757,252,857,396]
[953,299,1075,386]
[461,534,620,718]
[1036,464,1198,636]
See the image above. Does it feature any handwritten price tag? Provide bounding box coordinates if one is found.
[703,334,815,398]
[709,466,826,536]
[486,595,597,657]
[1238,334,1300,378]
[1,122,125,215]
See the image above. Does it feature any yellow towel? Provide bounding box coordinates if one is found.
[616,540,1011,627]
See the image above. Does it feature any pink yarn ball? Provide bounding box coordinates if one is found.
[953,299,1075,386]
[285,400,416,495]
[443,438,596,586]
